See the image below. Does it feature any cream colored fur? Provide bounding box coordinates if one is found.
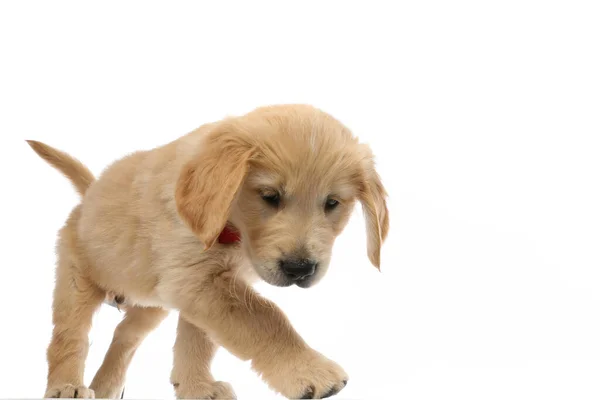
[28,104,389,399]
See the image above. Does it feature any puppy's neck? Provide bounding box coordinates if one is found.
[218,223,241,245]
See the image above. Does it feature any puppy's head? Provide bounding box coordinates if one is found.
[176,104,389,288]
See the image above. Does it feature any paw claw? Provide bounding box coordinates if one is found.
[321,387,337,398]
[301,385,315,399]
[173,380,236,399]
[45,384,95,399]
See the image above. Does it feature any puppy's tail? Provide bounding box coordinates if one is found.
[26,140,95,197]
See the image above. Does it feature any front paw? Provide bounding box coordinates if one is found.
[45,384,95,399]
[173,380,236,399]
[255,349,348,399]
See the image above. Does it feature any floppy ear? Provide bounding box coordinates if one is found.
[175,124,254,249]
[358,148,389,269]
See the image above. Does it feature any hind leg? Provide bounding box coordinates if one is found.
[90,305,169,398]
[45,239,105,398]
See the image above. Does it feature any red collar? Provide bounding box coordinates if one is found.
[218,224,241,244]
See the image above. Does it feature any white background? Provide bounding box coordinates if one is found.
[1,1,599,399]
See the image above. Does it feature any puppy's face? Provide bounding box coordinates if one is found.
[232,158,357,288]
[176,105,389,288]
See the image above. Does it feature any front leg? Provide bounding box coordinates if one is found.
[90,306,169,398]
[171,315,236,399]
[165,268,348,400]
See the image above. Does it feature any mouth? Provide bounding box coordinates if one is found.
[277,274,315,288]
[293,276,314,288]
[264,275,314,288]
[252,265,316,288]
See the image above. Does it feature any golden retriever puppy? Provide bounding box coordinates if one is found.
[28,104,389,399]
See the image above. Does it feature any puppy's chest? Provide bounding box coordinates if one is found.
[114,245,253,309]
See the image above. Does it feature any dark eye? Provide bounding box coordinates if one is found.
[261,192,281,207]
[325,198,339,211]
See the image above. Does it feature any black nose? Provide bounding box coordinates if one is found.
[279,258,317,280]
